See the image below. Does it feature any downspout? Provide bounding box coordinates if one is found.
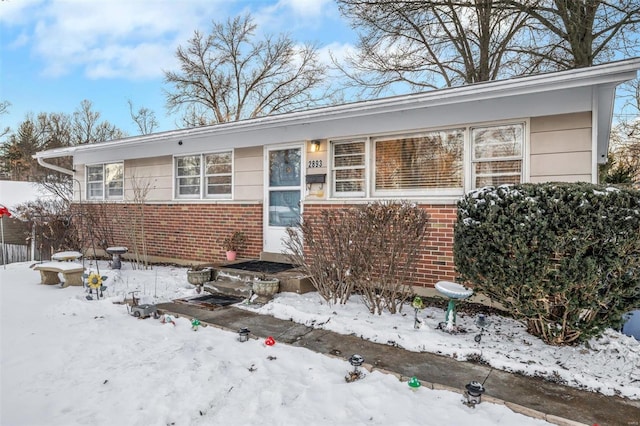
[36,157,75,176]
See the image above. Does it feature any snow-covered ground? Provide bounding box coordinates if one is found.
[1,261,637,425]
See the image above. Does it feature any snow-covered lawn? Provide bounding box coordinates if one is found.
[1,260,637,425]
[249,293,640,400]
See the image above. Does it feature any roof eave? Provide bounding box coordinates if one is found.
[34,58,640,160]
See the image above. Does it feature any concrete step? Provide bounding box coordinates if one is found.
[206,263,315,296]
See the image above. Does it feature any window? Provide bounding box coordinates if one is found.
[86,163,123,200]
[204,152,232,196]
[329,121,525,199]
[332,140,366,197]
[175,152,232,199]
[373,129,464,194]
[471,124,523,188]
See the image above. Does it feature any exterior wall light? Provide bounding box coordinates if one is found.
[310,140,321,152]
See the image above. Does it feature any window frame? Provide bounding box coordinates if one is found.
[328,120,527,200]
[85,162,124,201]
[331,139,368,198]
[173,151,233,200]
[470,122,525,189]
[371,128,466,198]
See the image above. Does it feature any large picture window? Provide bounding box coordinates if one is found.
[471,124,524,188]
[175,152,232,199]
[329,121,525,199]
[86,163,123,200]
[373,129,464,194]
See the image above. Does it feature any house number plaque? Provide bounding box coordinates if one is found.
[308,160,323,168]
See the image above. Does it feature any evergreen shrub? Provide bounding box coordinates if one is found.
[454,182,640,345]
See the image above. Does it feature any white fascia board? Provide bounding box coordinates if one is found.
[595,84,618,164]
[36,58,640,163]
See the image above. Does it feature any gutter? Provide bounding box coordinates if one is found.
[36,156,74,176]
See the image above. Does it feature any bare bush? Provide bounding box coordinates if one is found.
[285,209,355,305]
[285,202,429,314]
[350,202,429,314]
[125,175,155,270]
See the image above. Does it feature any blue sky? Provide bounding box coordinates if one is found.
[0,0,356,135]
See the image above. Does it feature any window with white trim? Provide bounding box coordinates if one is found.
[332,140,366,197]
[86,163,123,200]
[471,123,523,188]
[373,129,464,194]
[175,152,232,199]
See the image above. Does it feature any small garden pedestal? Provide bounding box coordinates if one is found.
[435,281,473,332]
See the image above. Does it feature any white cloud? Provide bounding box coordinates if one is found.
[0,0,45,25]
[5,0,350,82]
[318,41,354,66]
[12,0,230,79]
[277,0,331,18]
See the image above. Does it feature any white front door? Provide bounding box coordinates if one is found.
[264,145,302,253]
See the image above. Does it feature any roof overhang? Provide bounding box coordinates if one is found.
[34,58,640,166]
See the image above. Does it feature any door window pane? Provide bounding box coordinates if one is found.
[269,149,301,187]
[269,190,300,227]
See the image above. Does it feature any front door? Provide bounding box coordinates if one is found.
[264,145,302,253]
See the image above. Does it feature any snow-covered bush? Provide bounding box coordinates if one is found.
[454,182,640,345]
[286,201,429,314]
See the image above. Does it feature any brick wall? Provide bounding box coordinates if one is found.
[76,201,457,287]
[77,203,263,264]
[302,203,457,288]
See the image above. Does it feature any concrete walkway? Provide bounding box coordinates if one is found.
[157,302,640,426]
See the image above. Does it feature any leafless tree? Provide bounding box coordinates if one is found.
[606,78,640,186]
[164,13,328,126]
[0,100,10,139]
[0,101,125,181]
[500,0,640,69]
[336,1,640,96]
[72,100,126,145]
[128,99,158,135]
[335,0,534,96]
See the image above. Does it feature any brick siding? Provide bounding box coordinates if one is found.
[302,203,457,288]
[76,203,263,264]
[75,202,457,287]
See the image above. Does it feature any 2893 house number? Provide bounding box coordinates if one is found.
[308,160,323,168]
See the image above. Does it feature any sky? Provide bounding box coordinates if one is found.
[0,0,357,135]
[2,260,638,424]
